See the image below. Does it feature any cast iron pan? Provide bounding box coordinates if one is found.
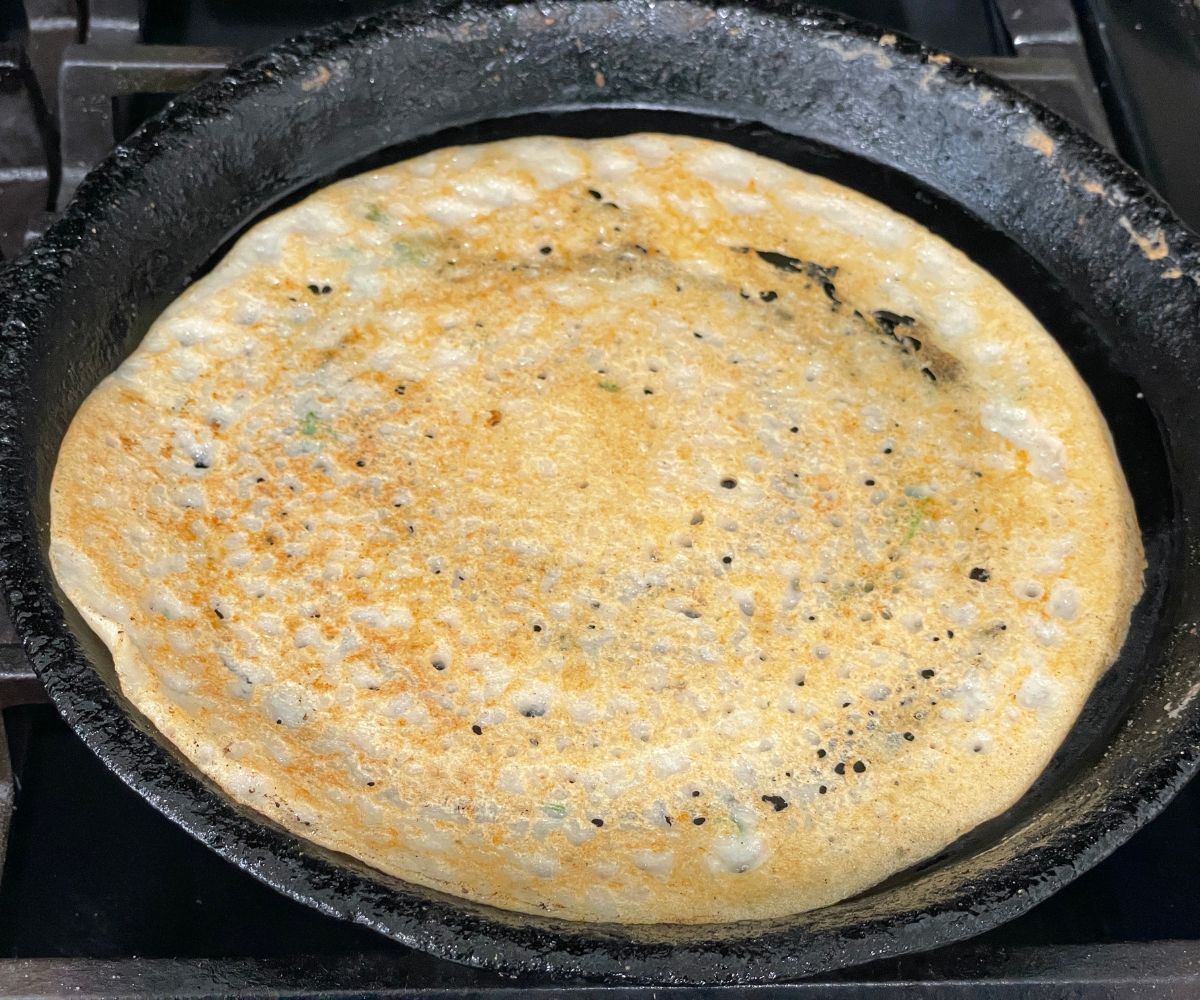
[2,0,1200,984]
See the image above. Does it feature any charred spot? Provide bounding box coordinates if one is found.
[307,283,332,295]
[591,817,604,827]
[969,567,991,582]
[213,608,224,620]
[874,309,917,340]
[750,249,841,303]
[753,248,805,272]
[921,669,936,679]
[762,794,789,811]
[471,724,483,735]
[834,762,847,775]
[817,748,827,758]
[853,760,867,774]
[395,384,406,395]
[587,188,603,200]
[759,290,778,303]
[903,731,915,741]
[871,310,961,382]
[539,245,553,255]
[720,478,737,489]
[693,816,706,825]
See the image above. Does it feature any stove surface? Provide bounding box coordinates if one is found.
[1,0,1199,996]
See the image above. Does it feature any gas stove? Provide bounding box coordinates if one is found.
[2,1,1200,996]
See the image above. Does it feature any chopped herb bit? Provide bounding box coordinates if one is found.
[543,803,567,818]
[587,188,603,200]
[853,760,867,773]
[365,203,387,223]
[471,724,482,735]
[920,669,936,679]
[759,290,778,302]
[903,732,915,741]
[597,381,620,392]
[761,794,789,812]
[591,817,604,827]
[395,384,406,395]
[693,816,706,825]
[392,238,435,266]
[299,411,321,436]
[902,503,926,544]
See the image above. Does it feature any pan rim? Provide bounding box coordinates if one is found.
[2,0,1200,984]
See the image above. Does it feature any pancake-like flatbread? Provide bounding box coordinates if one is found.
[51,134,1143,923]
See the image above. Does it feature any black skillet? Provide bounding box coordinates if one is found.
[2,0,1200,985]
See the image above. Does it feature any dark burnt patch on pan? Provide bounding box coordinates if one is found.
[869,309,962,383]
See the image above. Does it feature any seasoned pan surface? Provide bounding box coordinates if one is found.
[2,1,1199,983]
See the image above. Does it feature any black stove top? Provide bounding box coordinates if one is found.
[1,1,1199,996]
